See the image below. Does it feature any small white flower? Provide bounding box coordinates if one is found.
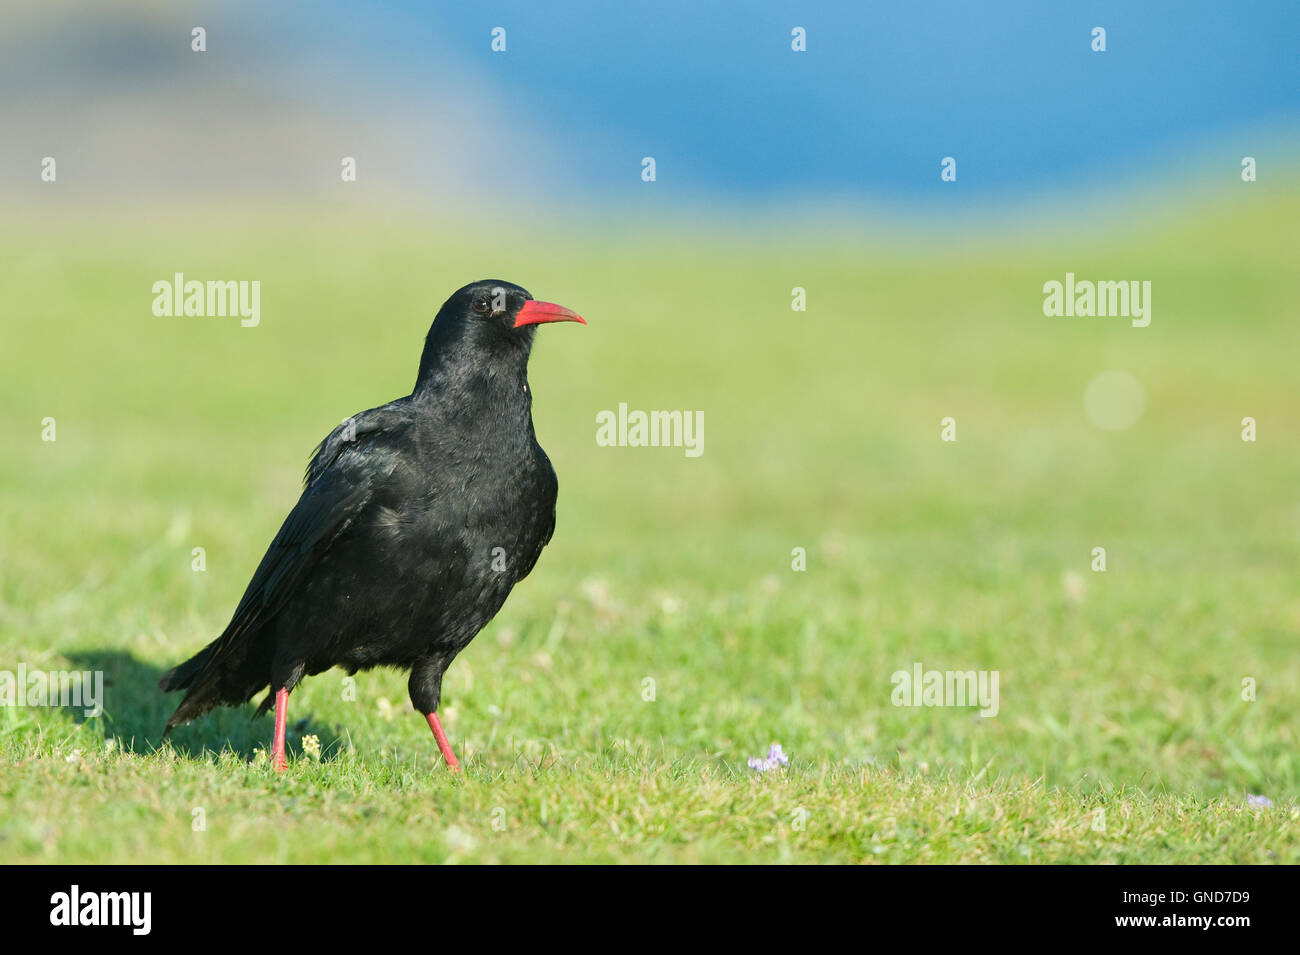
[301,734,322,761]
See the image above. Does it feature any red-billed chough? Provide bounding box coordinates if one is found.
[159,280,585,771]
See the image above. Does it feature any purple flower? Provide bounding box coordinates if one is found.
[748,743,789,772]
[1246,794,1274,809]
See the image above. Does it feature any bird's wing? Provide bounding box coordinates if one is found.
[515,455,558,580]
[304,400,410,487]
[201,402,412,673]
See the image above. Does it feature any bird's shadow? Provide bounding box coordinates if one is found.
[66,650,347,763]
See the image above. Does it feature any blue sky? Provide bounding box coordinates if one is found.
[3,1,1295,206]
[305,0,1299,199]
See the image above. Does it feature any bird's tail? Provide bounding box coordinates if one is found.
[159,632,275,736]
[158,643,217,694]
[159,643,225,737]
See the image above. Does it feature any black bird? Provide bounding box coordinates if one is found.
[159,280,585,771]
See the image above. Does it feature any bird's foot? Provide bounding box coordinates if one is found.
[271,686,290,772]
[425,711,461,772]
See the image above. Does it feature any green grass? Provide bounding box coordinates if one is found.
[1,189,1298,863]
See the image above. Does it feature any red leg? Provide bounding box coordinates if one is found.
[271,687,289,772]
[425,712,461,772]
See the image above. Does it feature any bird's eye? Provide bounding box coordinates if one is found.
[472,298,489,314]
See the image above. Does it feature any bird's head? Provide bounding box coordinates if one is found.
[417,280,585,389]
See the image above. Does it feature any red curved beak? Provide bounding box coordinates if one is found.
[514,300,587,329]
